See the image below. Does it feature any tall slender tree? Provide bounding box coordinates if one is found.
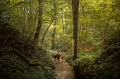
[52,27,56,50]
[41,0,57,45]
[62,3,65,51]
[34,0,43,44]
[72,0,79,60]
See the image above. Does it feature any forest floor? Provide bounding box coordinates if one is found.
[54,60,74,79]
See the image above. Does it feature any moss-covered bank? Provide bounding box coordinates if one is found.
[0,25,55,79]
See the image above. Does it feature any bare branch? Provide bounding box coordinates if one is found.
[10,1,25,8]
[3,0,10,8]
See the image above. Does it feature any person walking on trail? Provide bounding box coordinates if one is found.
[61,54,64,62]
[56,52,60,63]
[53,53,57,62]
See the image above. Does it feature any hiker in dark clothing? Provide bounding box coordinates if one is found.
[53,54,57,62]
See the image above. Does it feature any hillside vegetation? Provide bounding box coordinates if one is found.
[67,30,120,79]
[0,25,55,79]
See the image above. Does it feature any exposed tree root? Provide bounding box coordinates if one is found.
[1,47,47,71]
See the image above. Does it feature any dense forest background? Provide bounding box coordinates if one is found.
[0,0,120,79]
[1,0,120,51]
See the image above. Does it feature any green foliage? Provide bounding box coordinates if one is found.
[74,30,120,79]
[65,51,73,64]
[1,0,120,78]
[72,50,100,67]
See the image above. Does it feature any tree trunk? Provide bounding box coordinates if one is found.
[52,16,57,50]
[52,27,56,50]
[72,0,79,60]
[41,16,55,45]
[34,0,43,44]
[41,2,57,45]
[62,6,65,51]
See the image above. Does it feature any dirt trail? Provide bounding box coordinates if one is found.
[54,60,74,79]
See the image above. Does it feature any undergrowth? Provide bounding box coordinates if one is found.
[70,30,120,79]
[0,26,55,79]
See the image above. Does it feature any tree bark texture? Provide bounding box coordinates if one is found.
[72,0,79,60]
[34,0,43,43]
[52,27,56,50]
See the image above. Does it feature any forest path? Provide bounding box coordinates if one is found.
[54,60,74,79]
